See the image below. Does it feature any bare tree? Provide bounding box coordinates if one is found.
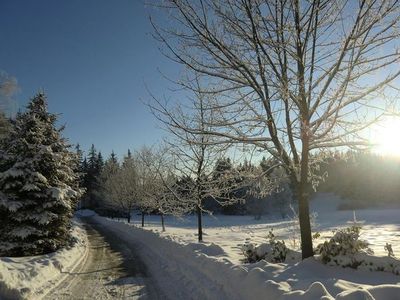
[102,152,138,223]
[135,145,187,231]
[152,0,400,258]
[149,88,244,241]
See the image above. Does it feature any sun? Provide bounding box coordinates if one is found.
[370,117,400,156]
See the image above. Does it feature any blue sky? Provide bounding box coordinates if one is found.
[0,0,178,158]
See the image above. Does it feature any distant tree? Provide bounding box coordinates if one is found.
[102,150,138,223]
[0,93,83,256]
[150,85,242,241]
[97,152,120,211]
[81,157,88,177]
[75,144,83,166]
[103,152,119,176]
[97,152,104,173]
[212,158,245,215]
[109,150,118,165]
[74,144,85,209]
[82,144,102,208]
[136,145,186,231]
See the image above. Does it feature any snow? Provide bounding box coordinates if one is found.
[0,220,88,300]
[94,193,400,299]
[75,209,97,217]
[2,193,400,299]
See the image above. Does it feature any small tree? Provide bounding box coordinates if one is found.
[82,144,104,208]
[96,151,119,212]
[136,146,186,231]
[150,87,243,241]
[102,150,138,223]
[0,93,83,256]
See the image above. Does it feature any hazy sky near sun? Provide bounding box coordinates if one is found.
[0,0,179,158]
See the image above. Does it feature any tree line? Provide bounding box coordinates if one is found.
[77,143,294,240]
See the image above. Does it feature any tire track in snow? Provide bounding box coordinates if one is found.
[43,219,164,300]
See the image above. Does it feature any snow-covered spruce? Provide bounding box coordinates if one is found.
[316,225,372,266]
[315,225,400,275]
[0,93,83,256]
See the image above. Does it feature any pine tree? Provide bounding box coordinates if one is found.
[82,144,101,208]
[97,151,120,210]
[0,93,83,256]
[122,149,134,168]
[97,152,104,173]
[75,144,83,167]
[103,152,119,175]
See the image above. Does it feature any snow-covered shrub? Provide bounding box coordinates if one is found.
[242,229,288,263]
[316,226,400,275]
[316,225,372,266]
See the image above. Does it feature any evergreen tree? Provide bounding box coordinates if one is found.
[110,150,118,165]
[0,93,83,256]
[122,149,134,168]
[103,152,119,175]
[75,144,83,167]
[81,157,88,177]
[82,144,102,208]
[97,152,120,210]
[97,152,104,173]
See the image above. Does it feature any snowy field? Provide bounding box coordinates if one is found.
[2,193,400,299]
[129,193,400,262]
[97,192,400,299]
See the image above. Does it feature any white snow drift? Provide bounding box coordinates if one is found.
[0,221,87,300]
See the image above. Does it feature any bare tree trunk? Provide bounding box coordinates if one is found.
[197,204,203,242]
[161,213,165,232]
[127,212,131,224]
[141,211,145,227]
[298,133,313,259]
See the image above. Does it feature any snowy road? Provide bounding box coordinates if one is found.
[43,218,166,300]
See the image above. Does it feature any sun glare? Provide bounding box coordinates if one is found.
[370,117,400,156]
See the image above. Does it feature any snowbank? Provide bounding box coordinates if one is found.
[94,215,289,299]
[0,220,88,300]
[95,215,400,300]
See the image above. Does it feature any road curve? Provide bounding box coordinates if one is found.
[43,218,166,300]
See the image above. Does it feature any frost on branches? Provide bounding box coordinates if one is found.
[0,93,83,256]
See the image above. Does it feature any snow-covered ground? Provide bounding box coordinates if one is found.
[99,193,400,299]
[126,193,400,262]
[0,220,88,300]
[2,194,400,299]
